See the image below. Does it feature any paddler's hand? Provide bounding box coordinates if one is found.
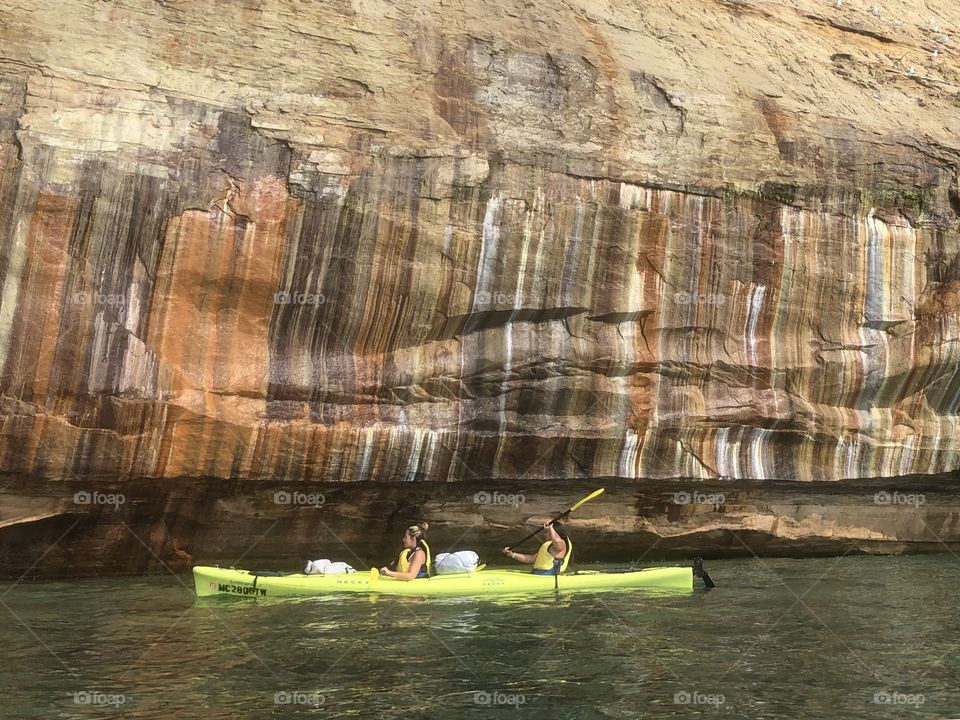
[502,546,512,557]
[379,566,390,575]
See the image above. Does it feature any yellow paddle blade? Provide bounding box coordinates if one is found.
[475,563,486,572]
[369,567,380,583]
[568,488,605,513]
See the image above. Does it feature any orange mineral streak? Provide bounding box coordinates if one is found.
[146,176,298,477]
[15,192,78,402]
[148,176,294,393]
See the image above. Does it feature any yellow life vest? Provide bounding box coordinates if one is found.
[396,540,431,577]
[533,537,572,573]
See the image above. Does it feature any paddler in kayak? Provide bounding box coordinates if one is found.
[379,522,432,580]
[502,521,571,575]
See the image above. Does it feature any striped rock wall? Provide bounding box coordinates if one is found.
[2,0,960,569]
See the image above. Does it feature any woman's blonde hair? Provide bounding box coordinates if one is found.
[405,521,429,540]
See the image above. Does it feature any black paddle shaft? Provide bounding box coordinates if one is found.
[509,510,571,548]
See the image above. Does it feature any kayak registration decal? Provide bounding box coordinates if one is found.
[217,583,267,596]
[334,577,370,585]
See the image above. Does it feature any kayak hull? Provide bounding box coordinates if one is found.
[192,565,693,598]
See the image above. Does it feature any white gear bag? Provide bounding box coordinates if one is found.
[433,550,481,574]
[303,559,356,575]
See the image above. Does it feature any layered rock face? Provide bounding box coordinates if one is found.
[2,0,960,573]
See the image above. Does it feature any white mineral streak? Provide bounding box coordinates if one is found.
[516,195,534,307]
[356,428,375,482]
[476,196,500,308]
[403,427,440,482]
[618,429,640,478]
[0,216,29,371]
[746,285,766,370]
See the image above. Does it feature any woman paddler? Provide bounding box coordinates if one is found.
[379,522,432,580]
[502,520,571,575]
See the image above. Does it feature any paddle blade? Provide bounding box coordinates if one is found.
[369,567,380,583]
[569,488,605,513]
[475,563,486,572]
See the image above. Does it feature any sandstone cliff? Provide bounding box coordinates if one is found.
[2,0,960,574]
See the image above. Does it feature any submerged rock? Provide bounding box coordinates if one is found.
[1,0,960,573]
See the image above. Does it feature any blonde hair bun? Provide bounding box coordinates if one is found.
[406,521,429,538]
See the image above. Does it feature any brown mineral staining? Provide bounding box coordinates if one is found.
[2,0,960,573]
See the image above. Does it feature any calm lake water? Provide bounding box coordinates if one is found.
[3,555,959,719]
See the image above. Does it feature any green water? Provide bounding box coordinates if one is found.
[3,556,959,719]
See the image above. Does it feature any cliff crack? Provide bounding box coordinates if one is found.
[213,172,253,224]
[677,440,721,478]
[427,307,589,341]
[631,72,686,135]
[803,13,896,44]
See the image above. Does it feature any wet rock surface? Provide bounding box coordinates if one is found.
[2,476,958,578]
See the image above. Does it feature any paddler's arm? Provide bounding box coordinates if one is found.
[502,546,535,564]
[544,522,567,558]
[379,548,426,580]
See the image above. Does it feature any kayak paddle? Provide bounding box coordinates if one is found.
[693,557,716,589]
[508,488,605,547]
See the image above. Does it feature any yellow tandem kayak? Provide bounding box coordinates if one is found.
[192,565,694,598]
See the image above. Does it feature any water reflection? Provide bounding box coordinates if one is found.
[2,557,960,718]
